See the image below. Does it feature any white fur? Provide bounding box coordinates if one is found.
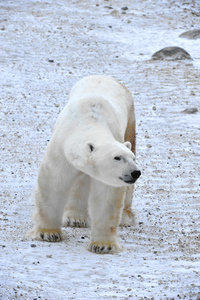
[30,75,140,253]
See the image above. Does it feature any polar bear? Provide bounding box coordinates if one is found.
[30,75,141,254]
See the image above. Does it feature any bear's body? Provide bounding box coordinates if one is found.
[30,75,141,254]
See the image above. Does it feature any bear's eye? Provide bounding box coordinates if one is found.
[114,156,121,161]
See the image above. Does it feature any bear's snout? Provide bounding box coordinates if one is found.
[119,170,141,184]
[131,170,141,181]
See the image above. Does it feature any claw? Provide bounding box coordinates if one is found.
[63,217,87,228]
[50,233,55,242]
[92,245,97,252]
[47,234,51,242]
[97,246,102,253]
[81,221,86,227]
[55,232,61,242]
[38,229,62,242]
[89,242,122,254]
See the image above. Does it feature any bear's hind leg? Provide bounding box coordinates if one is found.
[88,180,126,254]
[62,173,90,228]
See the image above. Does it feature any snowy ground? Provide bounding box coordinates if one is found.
[0,0,200,299]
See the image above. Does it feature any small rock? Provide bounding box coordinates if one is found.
[182,107,198,114]
[47,59,54,63]
[121,6,128,11]
[151,47,192,61]
[110,10,120,17]
[104,6,113,9]
[30,244,37,248]
[46,254,52,258]
[137,275,144,281]
[179,29,200,40]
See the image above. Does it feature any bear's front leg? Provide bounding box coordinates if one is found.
[29,157,80,242]
[29,186,65,242]
[120,185,136,227]
[88,180,126,254]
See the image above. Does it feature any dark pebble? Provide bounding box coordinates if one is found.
[104,6,113,9]
[121,6,128,10]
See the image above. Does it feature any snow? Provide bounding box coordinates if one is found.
[0,0,200,299]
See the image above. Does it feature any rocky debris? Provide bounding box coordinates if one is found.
[121,6,128,11]
[181,107,198,114]
[151,47,192,60]
[104,6,113,9]
[109,9,121,17]
[179,29,200,39]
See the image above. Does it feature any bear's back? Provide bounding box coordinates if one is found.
[66,76,133,138]
[68,75,133,109]
[53,76,134,145]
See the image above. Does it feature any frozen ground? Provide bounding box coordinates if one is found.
[0,0,200,299]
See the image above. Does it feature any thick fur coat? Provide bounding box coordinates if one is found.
[30,75,141,254]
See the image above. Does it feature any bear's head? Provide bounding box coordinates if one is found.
[84,140,141,187]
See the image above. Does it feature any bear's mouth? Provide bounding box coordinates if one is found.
[119,177,136,184]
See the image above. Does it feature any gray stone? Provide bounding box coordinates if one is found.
[152,47,192,61]
[179,29,200,40]
[182,107,198,114]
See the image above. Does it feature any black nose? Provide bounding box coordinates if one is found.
[131,170,141,181]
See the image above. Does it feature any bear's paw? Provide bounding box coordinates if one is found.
[38,229,62,242]
[88,241,124,254]
[63,217,88,228]
[120,207,136,227]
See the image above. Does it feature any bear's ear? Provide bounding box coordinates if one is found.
[124,141,132,150]
[86,141,95,153]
